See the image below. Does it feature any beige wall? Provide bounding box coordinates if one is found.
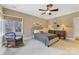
[3,8,48,36]
[48,12,79,38]
[3,7,79,39]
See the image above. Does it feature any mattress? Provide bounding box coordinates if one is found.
[40,33,57,40]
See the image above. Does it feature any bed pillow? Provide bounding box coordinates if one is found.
[34,30,40,34]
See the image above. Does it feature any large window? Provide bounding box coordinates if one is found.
[0,19,2,35]
[3,15,23,34]
[0,15,3,35]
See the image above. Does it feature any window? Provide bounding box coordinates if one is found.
[0,19,2,35]
[4,20,13,33]
[15,21,22,32]
[3,15,23,34]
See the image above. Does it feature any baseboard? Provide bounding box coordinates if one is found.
[23,35,34,41]
[66,37,75,41]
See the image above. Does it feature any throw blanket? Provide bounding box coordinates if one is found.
[34,33,57,47]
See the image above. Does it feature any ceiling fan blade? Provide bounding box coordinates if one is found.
[41,12,46,15]
[50,8,59,11]
[39,9,46,11]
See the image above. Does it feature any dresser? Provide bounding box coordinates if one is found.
[48,30,66,39]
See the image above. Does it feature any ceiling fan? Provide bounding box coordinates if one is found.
[39,4,59,15]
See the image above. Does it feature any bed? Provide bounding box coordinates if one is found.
[34,32,59,47]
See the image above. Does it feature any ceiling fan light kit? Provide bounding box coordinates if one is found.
[39,4,59,15]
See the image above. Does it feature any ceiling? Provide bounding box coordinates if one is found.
[1,4,79,20]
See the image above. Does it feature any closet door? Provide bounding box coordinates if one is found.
[73,17,79,40]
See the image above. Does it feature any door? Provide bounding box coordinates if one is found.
[73,17,79,40]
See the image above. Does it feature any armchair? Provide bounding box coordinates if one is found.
[3,32,23,48]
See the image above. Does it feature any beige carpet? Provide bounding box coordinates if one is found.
[2,39,79,55]
[50,39,79,53]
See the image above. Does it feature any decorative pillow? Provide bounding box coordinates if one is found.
[34,30,40,34]
[40,28,49,33]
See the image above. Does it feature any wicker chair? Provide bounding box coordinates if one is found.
[4,32,16,47]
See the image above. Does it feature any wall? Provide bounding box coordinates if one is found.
[3,7,79,40]
[3,8,48,37]
[48,12,79,40]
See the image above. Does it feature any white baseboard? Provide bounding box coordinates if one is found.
[23,35,34,41]
[66,37,75,41]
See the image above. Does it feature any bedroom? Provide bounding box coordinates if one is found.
[0,4,79,54]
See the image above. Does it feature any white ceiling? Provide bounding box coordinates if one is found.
[1,4,79,20]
